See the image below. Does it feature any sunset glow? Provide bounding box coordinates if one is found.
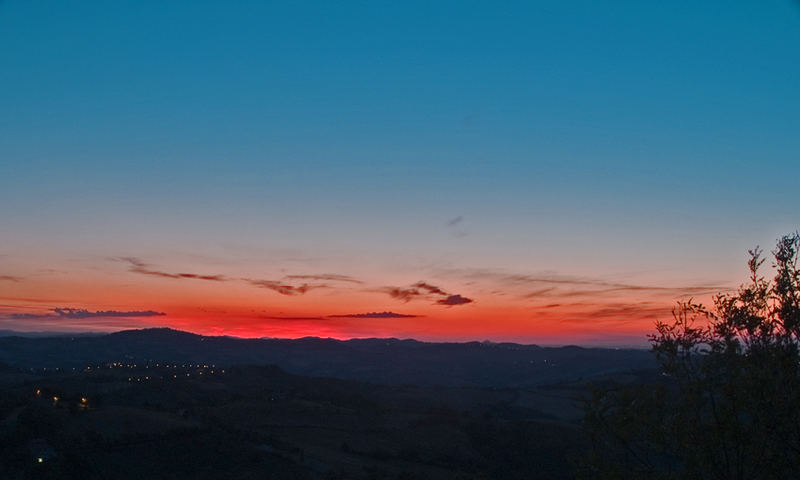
[1,1,798,345]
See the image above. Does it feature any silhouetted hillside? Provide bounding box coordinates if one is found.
[0,328,654,388]
[0,361,598,479]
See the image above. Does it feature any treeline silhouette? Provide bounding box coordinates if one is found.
[581,233,800,480]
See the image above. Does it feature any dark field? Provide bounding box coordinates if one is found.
[0,362,598,479]
[0,329,656,479]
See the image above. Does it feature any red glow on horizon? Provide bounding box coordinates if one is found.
[0,260,722,347]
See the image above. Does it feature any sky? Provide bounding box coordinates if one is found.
[1,0,798,345]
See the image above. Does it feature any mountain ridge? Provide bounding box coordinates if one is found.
[0,327,655,388]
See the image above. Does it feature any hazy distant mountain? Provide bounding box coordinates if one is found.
[0,328,655,387]
[0,329,104,338]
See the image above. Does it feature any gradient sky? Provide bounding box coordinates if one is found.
[1,1,798,345]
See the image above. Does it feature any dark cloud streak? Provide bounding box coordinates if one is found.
[261,315,328,321]
[442,268,728,300]
[523,287,557,298]
[53,308,165,319]
[383,281,474,307]
[284,274,363,284]
[330,312,420,318]
[8,308,166,321]
[414,281,448,296]
[118,257,225,281]
[244,279,325,296]
[556,302,674,325]
[436,295,473,306]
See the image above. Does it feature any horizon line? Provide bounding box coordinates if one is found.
[0,326,652,349]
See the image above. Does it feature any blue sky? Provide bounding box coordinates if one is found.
[0,1,798,341]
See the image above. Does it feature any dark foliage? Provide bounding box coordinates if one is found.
[581,233,800,480]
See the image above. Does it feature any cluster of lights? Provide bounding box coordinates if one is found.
[33,362,229,400]
[88,361,220,370]
[30,361,227,373]
[35,389,89,408]
[125,367,225,383]
[121,363,224,383]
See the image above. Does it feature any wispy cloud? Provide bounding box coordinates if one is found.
[522,287,557,298]
[587,303,672,320]
[284,274,363,284]
[556,302,674,325]
[447,216,464,227]
[0,275,21,282]
[244,279,325,296]
[438,267,727,300]
[261,315,328,321]
[329,311,420,318]
[446,215,468,237]
[118,257,226,281]
[436,295,473,306]
[0,296,71,304]
[7,308,166,320]
[116,257,365,298]
[383,281,474,307]
[53,308,165,319]
[385,286,421,302]
[415,281,449,296]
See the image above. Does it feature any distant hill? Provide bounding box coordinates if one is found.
[0,329,104,338]
[0,327,655,388]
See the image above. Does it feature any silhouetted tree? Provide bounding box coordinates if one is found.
[581,233,800,480]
